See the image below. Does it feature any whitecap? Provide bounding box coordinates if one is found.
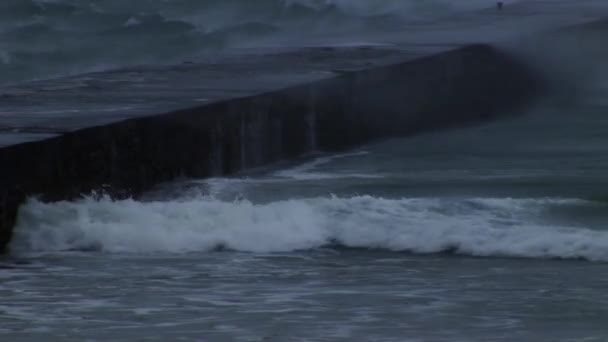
[10,195,608,261]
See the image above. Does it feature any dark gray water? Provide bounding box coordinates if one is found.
[3,1,608,341]
[0,0,495,86]
[2,252,608,342]
[2,81,608,341]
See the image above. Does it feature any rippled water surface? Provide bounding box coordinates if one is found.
[3,252,608,341]
[3,1,608,341]
[2,86,608,340]
[0,0,508,85]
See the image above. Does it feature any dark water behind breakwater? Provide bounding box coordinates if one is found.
[0,0,498,86]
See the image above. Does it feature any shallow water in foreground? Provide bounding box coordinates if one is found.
[2,252,608,341]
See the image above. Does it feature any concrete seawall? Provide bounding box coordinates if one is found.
[0,44,541,252]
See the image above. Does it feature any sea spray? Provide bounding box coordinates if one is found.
[11,195,608,261]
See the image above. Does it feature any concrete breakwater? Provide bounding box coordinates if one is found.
[0,44,541,253]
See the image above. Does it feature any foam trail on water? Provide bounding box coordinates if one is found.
[195,151,378,197]
[274,151,381,180]
[11,195,608,261]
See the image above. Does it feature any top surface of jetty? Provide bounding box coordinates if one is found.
[0,0,606,147]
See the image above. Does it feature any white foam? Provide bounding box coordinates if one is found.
[178,151,377,198]
[274,151,380,180]
[11,195,608,261]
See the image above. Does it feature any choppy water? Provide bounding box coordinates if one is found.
[0,0,506,85]
[2,83,608,340]
[2,1,608,341]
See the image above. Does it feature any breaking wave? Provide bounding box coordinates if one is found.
[10,195,608,261]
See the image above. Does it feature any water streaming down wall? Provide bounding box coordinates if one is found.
[0,44,542,253]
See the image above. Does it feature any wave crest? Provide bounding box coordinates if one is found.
[11,195,608,261]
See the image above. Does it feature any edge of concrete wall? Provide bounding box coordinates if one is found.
[0,44,542,253]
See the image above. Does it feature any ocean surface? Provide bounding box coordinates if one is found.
[2,0,608,341]
[0,0,508,86]
[3,88,608,341]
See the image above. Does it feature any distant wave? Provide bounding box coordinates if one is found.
[11,195,608,261]
[0,0,501,85]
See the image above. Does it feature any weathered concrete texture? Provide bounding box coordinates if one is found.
[0,44,541,252]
